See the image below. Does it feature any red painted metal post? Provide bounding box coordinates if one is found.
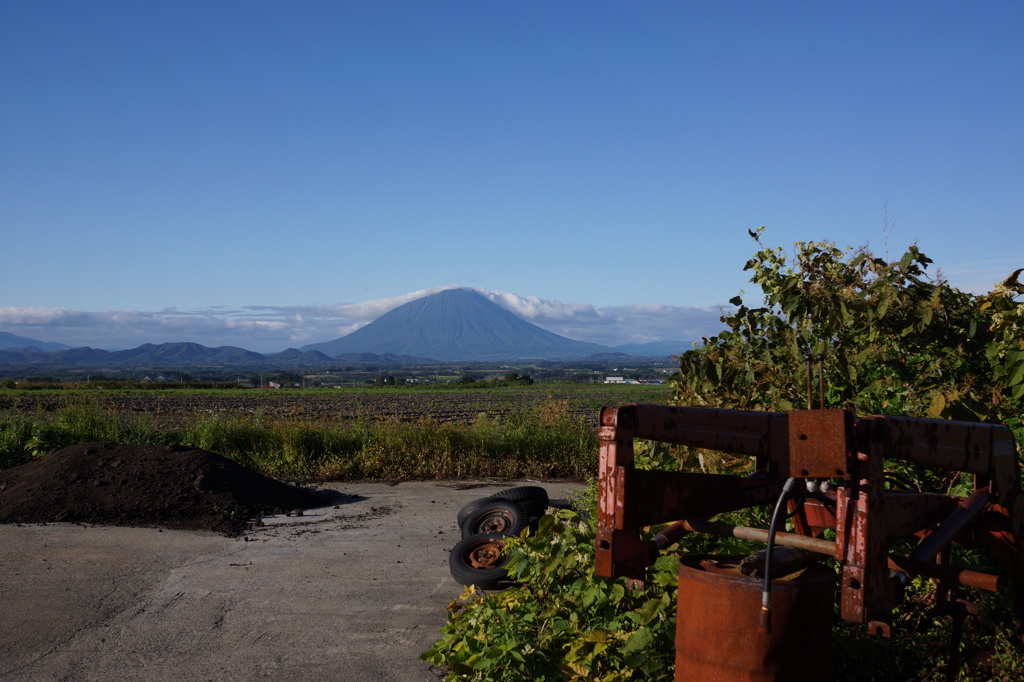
[835,439,893,631]
[595,405,647,582]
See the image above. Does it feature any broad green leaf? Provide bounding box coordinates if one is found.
[1013,381,1024,400]
[1008,361,1024,388]
[632,597,666,625]
[877,298,889,318]
[619,627,654,654]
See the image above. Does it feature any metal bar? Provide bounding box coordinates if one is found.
[818,354,825,410]
[620,469,781,528]
[836,447,893,625]
[880,491,959,540]
[805,354,812,409]
[682,519,834,555]
[626,404,789,461]
[909,489,993,563]
[887,555,1001,593]
[861,415,1010,478]
[653,520,688,550]
[595,405,637,580]
[682,519,1002,592]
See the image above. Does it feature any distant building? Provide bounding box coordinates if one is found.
[603,376,663,384]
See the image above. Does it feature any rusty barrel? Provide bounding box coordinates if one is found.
[675,556,835,681]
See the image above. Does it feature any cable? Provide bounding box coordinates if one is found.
[757,475,802,630]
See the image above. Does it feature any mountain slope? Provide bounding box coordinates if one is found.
[0,331,72,352]
[300,288,617,361]
[614,340,690,357]
[106,343,266,366]
[0,347,111,366]
[0,343,269,368]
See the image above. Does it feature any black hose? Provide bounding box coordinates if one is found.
[759,477,802,634]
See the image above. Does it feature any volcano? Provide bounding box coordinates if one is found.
[300,288,618,361]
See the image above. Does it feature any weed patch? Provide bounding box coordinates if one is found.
[0,396,599,482]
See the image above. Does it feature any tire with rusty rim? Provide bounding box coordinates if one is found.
[455,486,549,527]
[490,486,549,517]
[456,496,499,528]
[449,532,512,590]
[459,499,529,539]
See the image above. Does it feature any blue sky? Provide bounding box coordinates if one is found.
[1,1,1021,352]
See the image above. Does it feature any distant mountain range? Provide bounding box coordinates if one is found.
[615,340,692,356]
[0,331,72,353]
[0,344,437,370]
[0,289,689,369]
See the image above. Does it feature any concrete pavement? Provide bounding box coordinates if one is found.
[0,480,585,681]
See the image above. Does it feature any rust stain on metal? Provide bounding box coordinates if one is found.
[788,409,851,477]
[593,402,1024,678]
[675,556,834,681]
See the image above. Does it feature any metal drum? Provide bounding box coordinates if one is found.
[675,556,835,681]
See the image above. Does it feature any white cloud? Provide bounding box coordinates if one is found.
[0,306,300,351]
[0,288,730,354]
[476,291,727,348]
[481,290,601,322]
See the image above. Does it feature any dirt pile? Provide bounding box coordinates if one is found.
[0,442,331,535]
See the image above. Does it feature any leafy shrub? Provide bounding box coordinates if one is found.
[183,412,278,472]
[0,415,36,469]
[672,231,1023,434]
[832,576,1024,681]
[423,509,679,681]
[0,398,185,467]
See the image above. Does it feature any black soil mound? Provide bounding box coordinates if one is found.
[0,442,331,535]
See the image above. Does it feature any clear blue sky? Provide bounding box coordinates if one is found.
[1,1,1021,352]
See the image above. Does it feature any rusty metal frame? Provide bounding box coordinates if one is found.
[594,404,1024,636]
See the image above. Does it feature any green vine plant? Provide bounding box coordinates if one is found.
[423,508,680,681]
[673,229,1021,426]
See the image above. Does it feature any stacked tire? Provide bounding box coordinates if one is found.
[449,486,549,590]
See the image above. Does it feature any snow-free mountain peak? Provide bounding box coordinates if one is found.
[300,288,616,361]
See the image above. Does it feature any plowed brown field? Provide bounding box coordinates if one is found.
[0,385,671,427]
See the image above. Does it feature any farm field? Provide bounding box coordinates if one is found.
[0,383,672,428]
[0,383,673,480]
